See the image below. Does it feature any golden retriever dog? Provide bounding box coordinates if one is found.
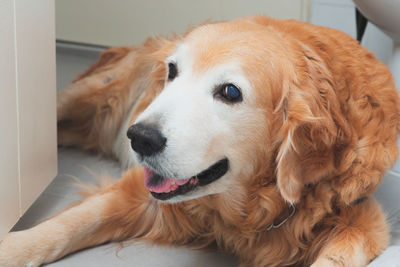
[1,16,399,267]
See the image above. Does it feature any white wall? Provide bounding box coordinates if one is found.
[56,0,310,46]
[311,0,393,64]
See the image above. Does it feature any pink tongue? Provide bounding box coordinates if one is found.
[143,167,190,193]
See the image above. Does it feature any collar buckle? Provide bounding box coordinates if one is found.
[266,203,296,231]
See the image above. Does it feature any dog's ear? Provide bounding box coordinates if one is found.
[74,46,131,82]
[58,38,177,154]
[275,48,348,203]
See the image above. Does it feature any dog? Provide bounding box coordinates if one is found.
[1,16,399,267]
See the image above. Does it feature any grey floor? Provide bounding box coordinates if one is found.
[11,43,400,266]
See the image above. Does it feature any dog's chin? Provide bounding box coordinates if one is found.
[142,158,229,201]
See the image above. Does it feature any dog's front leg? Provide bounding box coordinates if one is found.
[0,168,194,267]
[310,198,389,267]
[0,192,116,267]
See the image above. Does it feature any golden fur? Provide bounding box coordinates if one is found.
[1,16,399,267]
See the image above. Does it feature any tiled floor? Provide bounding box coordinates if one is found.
[11,42,400,266]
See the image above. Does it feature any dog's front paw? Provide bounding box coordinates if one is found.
[0,231,45,267]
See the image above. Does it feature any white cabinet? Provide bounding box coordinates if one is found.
[0,0,57,238]
[55,0,310,46]
[0,0,20,240]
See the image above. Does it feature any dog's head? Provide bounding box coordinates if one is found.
[127,17,346,203]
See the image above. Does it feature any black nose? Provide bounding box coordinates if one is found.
[127,123,167,157]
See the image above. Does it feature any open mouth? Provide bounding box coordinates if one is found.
[143,158,229,200]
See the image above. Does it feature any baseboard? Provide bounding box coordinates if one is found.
[387,170,400,179]
[56,40,108,58]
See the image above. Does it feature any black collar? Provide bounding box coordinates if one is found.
[265,196,367,231]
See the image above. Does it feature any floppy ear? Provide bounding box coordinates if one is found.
[57,38,177,155]
[275,49,348,203]
[73,46,131,82]
[57,46,133,152]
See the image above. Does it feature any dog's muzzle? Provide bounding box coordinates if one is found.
[127,123,230,200]
[145,158,229,200]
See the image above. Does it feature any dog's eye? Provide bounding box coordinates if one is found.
[168,63,178,81]
[215,84,242,103]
